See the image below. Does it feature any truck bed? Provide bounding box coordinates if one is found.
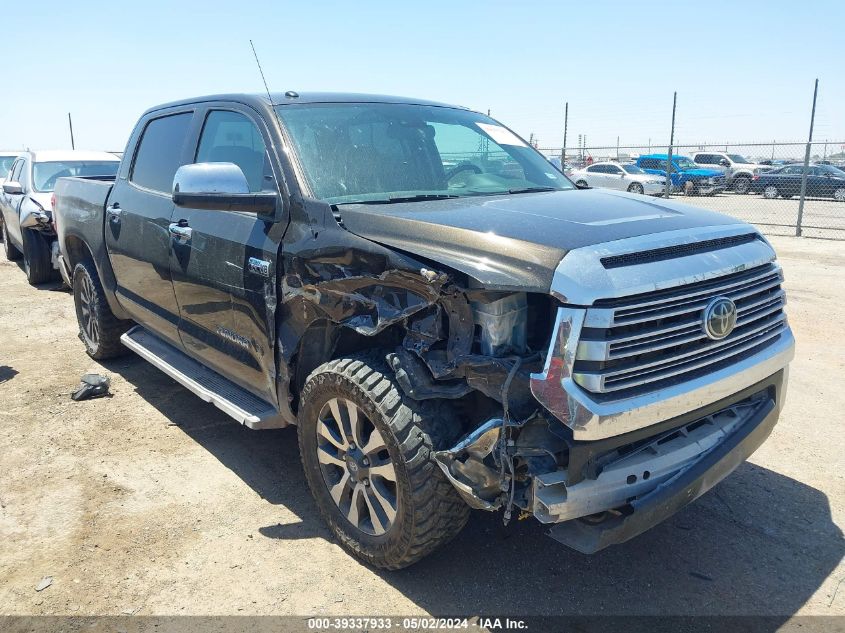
[53,176,124,315]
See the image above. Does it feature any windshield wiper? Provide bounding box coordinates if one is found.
[507,186,558,194]
[352,194,460,205]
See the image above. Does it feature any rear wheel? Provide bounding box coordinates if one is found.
[763,185,779,200]
[2,222,22,261]
[733,176,751,194]
[72,260,130,359]
[575,179,588,188]
[627,182,644,195]
[21,229,55,285]
[298,354,470,569]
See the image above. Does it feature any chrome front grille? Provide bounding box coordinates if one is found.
[572,263,787,397]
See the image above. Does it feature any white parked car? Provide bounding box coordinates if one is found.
[1,150,119,284]
[570,162,666,195]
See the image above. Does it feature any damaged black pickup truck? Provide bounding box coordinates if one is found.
[53,92,794,569]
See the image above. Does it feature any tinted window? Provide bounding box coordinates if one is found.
[622,164,645,174]
[696,154,715,164]
[195,110,270,192]
[606,165,623,174]
[131,112,193,193]
[586,165,601,173]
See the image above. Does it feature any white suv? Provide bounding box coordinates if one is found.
[691,152,768,194]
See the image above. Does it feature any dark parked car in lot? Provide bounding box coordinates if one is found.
[750,164,845,201]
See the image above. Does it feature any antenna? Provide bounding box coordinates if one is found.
[68,113,76,150]
[250,39,274,104]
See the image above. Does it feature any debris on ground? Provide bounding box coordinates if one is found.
[70,374,111,401]
[35,576,53,592]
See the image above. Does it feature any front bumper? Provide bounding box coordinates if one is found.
[696,182,726,195]
[545,370,785,553]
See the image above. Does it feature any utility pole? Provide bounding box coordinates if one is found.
[68,113,76,150]
[664,92,677,199]
[561,101,568,168]
[796,78,818,237]
[616,136,620,161]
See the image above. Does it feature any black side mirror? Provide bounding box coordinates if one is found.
[719,159,730,167]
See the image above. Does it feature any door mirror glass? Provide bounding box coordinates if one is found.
[2,181,23,195]
[172,163,276,215]
[719,159,730,167]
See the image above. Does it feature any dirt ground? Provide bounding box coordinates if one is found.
[0,235,843,618]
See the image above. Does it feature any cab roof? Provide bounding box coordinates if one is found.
[146,92,468,114]
[17,150,120,163]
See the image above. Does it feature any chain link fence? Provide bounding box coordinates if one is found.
[536,141,845,240]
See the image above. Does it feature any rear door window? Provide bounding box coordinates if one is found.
[130,112,193,193]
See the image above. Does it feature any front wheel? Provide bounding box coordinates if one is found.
[834,187,845,202]
[72,260,131,359]
[733,176,751,194]
[297,354,470,569]
[683,181,696,196]
[627,182,644,195]
[22,229,56,285]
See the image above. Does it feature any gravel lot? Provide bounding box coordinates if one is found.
[0,235,843,619]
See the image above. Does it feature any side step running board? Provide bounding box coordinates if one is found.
[120,326,288,430]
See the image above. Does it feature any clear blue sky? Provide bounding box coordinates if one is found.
[1,0,843,153]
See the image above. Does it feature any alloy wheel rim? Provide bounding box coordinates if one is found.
[835,189,845,202]
[315,397,398,536]
[764,186,777,198]
[78,275,99,347]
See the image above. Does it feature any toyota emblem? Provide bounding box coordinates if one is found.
[702,297,737,340]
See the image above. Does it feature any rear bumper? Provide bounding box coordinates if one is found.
[546,370,785,553]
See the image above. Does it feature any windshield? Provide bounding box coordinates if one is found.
[818,164,845,176]
[275,103,574,204]
[0,156,16,178]
[727,154,750,164]
[33,160,119,192]
[675,157,699,171]
[622,164,645,174]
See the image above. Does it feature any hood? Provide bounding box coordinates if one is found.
[339,189,743,292]
[681,168,722,178]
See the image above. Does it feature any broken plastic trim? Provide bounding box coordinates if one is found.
[433,417,505,511]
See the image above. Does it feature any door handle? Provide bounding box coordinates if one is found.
[106,203,123,222]
[169,221,192,242]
